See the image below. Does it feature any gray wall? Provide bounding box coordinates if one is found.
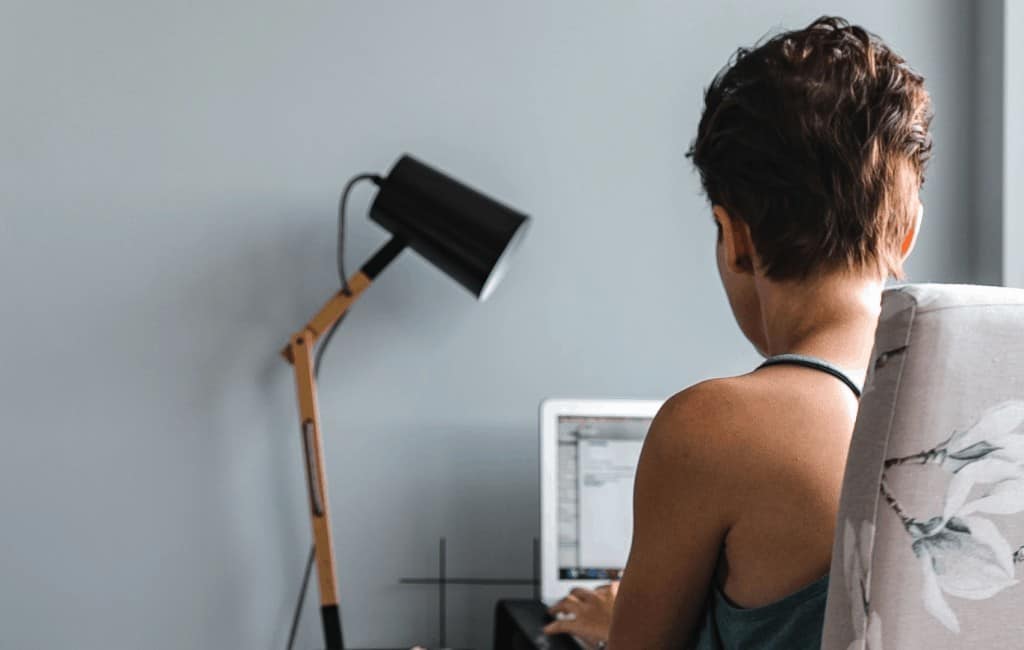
[972,0,1023,289]
[971,0,1004,286]
[1006,0,1024,287]
[0,2,981,648]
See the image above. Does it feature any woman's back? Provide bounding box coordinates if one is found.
[713,359,862,608]
[690,356,863,650]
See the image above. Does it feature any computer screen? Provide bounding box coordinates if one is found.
[556,414,651,580]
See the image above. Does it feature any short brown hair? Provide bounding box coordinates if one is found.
[688,16,932,280]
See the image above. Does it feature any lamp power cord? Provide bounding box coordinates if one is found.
[336,173,383,295]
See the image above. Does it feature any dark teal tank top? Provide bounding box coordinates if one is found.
[691,354,862,650]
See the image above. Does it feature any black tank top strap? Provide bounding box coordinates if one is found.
[757,353,863,399]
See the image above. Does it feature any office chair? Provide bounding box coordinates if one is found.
[822,283,1024,648]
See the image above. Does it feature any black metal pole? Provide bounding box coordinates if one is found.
[439,537,447,648]
[532,538,540,601]
[360,236,406,280]
[322,605,343,650]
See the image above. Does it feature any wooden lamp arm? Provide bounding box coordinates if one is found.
[281,271,371,363]
[281,236,405,650]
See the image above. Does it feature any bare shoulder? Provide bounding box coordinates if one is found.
[638,375,800,504]
[644,376,766,465]
[622,376,774,532]
[641,369,851,500]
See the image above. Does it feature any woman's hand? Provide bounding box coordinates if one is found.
[543,583,619,649]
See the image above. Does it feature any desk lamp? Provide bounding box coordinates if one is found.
[281,154,530,650]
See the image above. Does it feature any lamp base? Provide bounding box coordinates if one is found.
[321,604,343,650]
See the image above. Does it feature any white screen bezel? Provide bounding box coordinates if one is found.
[539,397,663,604]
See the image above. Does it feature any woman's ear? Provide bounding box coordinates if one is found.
[712,205,756,275]
[900,202,923,259]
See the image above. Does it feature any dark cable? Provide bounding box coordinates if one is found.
[286,544,316,650]
[286,171,381,650]
[314,311,344,378]
[337,173,381,294]
[317,172,379,378]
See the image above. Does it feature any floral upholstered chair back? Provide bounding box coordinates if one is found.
[821,284,1024,650]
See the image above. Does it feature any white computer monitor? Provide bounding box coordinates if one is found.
[539,398,663,604]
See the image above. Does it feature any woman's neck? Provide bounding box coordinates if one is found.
[755,272,885,375]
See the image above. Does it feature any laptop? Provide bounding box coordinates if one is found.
[539,398,662,605]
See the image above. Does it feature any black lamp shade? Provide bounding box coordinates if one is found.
[369,154,530,300]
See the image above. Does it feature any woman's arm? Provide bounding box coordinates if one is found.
[607,383,742,648]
